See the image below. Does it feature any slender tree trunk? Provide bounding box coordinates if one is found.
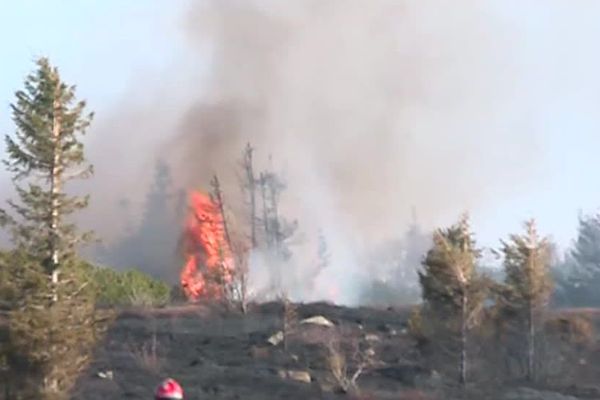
[527,301,535,381]
[239,261,248,314]
[211,175,232,249]
[267,180,281,251]
[267,179,282,290]
[459,292,468,386]
[50,83,62,301]
[212,176,227,299]
[259,173,270,245]
[244,143,257,248]
[527,241,537,382]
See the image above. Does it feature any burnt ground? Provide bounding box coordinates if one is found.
[70,302,600,400]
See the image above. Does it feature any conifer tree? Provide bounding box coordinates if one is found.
[571,213,600,279]
[499,219,553,381]
[1,57,93,282]
[102,160,179,280]
[0,58,102,399]
[554,213,600,306]
[418,214,486,385]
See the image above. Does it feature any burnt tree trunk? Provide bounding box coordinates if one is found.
[243,143,258,248]
[211,174,232,249]
[259,173,271,246]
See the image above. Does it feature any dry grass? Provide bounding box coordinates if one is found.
[544,314,596,347]
[129,334,162,375]
[130,335,164,376]
[127,330,165,376]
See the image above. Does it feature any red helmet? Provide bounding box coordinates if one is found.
[155,378,183,399]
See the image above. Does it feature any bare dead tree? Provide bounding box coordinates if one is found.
[260,170,298,255]
[239,143,258,248]
[231,243,250,314]
[258,172,271,247]
[325,329,376,395]
[210,174,232,250]
[211,173,253,313]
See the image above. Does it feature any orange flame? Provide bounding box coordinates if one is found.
[180,190,234,301]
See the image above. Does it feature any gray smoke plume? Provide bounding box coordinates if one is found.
[80,0,547,304]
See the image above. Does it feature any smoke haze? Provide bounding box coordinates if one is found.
[74,0,556,304]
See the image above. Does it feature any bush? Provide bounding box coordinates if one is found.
[544,313,596,349]
[79,262,171,307]
[407,306,431,352]
[538,313,597,381]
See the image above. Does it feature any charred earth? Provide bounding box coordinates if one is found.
[68,302,600,400]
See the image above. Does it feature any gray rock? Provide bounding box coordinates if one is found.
[96,370,113,380]
[364,333,380,342]
[277,369,312,383]
[300,315,335,327]
[267,331,284,346]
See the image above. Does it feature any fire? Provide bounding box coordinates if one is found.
[180,190,234,301]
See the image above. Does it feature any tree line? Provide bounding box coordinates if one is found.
[0,57,599,398]
[413,212,599,386]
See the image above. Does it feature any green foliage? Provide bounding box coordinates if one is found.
[0,251,110,399]
[497,219,553,381]
[0,58,101,399]
[83,263,171,307]
[7,262,101,399]
[0,57,94,268]
[0,250,46,307]
[571,213,600,277]
[407,306,429,349]
[554,213,600,307]
[0,251,22,309]
[418,214,487,326]
[417,214,488,384]
[500,219,553,311]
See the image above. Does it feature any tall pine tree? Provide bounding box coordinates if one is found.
[499,219,552,381]
[0,58,103,399]
[418,214,487,385]
[1,57,93,279]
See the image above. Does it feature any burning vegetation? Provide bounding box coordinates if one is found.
[5,3,600,399]
[180,190,234,301]
[176,142,305,306]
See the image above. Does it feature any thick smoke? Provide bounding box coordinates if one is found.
[83,0,546,304]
